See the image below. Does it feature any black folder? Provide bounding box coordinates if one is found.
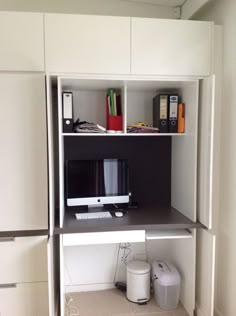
[153,94,168,133]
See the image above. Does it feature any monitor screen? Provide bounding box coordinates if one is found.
[65,159,129,207]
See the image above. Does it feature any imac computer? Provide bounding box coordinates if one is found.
[65,159,129,211]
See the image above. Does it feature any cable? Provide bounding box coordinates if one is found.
[64,263,80,316]
[113,243,132,284]
[145,239,150,263]
[113,243,121,284]
[120,243,132,265]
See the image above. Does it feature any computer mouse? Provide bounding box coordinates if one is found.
[114,211,124,218]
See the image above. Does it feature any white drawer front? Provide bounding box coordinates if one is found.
[0,282,49,316]
[0,236,48,284]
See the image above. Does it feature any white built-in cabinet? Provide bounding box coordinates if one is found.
[44,14,131,74]
[0,12,44,71]
[0,10,220,316]
[131,18,213,76]
[0,74,48,232]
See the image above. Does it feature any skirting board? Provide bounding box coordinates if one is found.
[214,307,223,316]
[64,283,115,293]
[195,305,206,316]
[195,304,222,316]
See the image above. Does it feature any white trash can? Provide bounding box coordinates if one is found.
[126,261,150,303]
[151,261,181,310]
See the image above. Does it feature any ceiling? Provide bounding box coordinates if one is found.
[122,0,187,7]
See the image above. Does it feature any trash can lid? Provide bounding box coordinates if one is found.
[127,261,150,274]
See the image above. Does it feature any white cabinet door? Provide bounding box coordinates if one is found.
[198,76,215,229]
[196,229,216,316]
[0,12,44,71]
[0,283,49,316]
[131,18,212,76]
[0,236,48,284]
[45,14,130,74]
[0,74,48,231]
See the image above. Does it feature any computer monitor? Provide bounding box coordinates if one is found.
[65,159,129,207]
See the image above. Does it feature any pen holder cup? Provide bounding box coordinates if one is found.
[107,115,123,131]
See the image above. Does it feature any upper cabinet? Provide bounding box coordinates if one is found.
[44,14,131,74]
[0,12,44,71]
[131,18,213,76]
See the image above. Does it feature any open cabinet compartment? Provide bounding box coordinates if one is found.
[60,230,195,316]
[58,77,126,135]
[126,79,198,135]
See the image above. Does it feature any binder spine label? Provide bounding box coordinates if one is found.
[160,97,168,119]
[169,95,178,133]
[63,93,73,118]
[153,95,168,133]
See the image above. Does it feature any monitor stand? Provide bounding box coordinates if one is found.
[87,205,104,212]
[75,205,105,213]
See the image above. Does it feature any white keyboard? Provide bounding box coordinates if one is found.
[75,211,112,220]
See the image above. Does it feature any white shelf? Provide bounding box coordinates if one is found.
[146,229,192,240]
[63,230,146,246]
[62,133,186,137]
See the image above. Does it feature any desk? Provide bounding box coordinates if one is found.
[55,206,202,235]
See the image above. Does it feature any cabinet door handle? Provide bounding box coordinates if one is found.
[0,283,17,289]
[0,237,15,242]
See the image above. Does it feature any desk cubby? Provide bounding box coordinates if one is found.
[61,230,195,315]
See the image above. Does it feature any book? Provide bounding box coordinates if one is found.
[114,92,117,116]
[108,89,115,116]
[177,103,185,133]
[116,94,122,116]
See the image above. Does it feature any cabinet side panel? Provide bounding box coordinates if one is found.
[198,76,215,229]
[196,229,216,316]
[171,83,198,221]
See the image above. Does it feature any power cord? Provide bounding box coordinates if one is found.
[113,243,121,284]
[113,243,132,285]
[64,263,80,316]
[120,243,132,265]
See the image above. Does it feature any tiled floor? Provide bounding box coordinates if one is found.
[65,288,189,316]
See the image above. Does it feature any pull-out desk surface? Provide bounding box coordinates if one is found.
[55,206,203,246]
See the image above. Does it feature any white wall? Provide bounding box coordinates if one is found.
[0,0,175,18]
[194,1,236,316]
[64,242,146,292]
[181,0,211,19]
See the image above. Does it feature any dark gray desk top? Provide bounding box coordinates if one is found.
[0,229,49,238]
[54,206,203,234]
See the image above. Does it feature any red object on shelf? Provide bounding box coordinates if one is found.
[106,96,123,131]
[107,115,123,131]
